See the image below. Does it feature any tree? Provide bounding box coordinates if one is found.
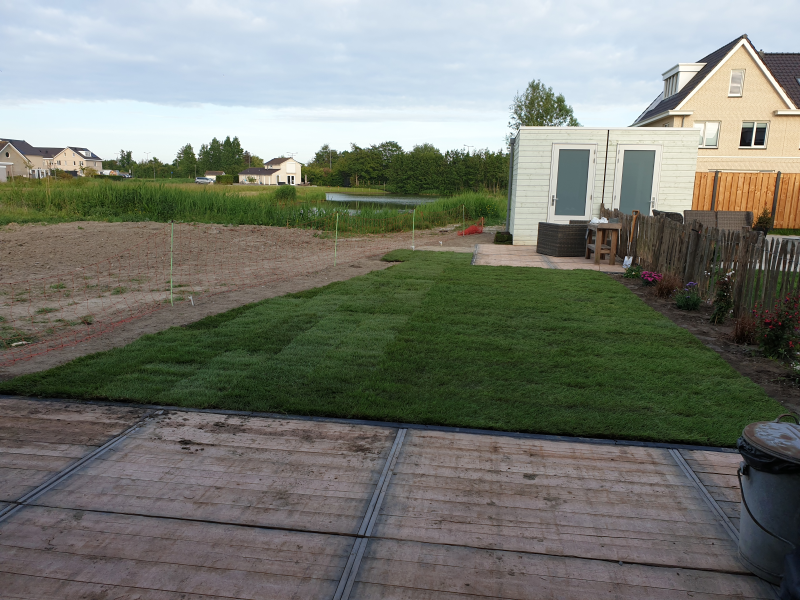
[508,79,580,136]
[175,143,197,178]
[118,150,134,172]
[312,144,340,168]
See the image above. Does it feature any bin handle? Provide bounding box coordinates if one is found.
[775,413,799,424]
[738,464,796,550]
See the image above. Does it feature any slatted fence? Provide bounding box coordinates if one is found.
[601,208,800,316]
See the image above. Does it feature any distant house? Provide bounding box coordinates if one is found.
[633,34,800,173]
[50,146,103,176]
[205,171,225,181]
[263,157,302,185]
[238,167,280,185]
[0,138,64,178]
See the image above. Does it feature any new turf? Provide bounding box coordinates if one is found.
[0,250,782,446]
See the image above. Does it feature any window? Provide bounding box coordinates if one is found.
[740,122,769,148]
[729,70,745,97]
[664,74,679,98]
[694,121,720,148]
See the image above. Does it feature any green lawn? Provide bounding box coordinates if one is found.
[0,251,782,446]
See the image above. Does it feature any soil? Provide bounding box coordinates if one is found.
[615,275,800,416]
[1,221,493,379]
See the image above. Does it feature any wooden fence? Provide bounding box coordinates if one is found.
[601,207,800,316]
[692,171,800,229]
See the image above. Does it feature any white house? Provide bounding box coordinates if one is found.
[238,167,280,185]
[506,127,699,246]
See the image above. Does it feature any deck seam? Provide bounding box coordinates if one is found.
[0,395,738,453]
[333,428,407,600]
[668,448,740,543]
[0,410,162,523]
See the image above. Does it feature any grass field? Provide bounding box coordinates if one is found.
[0,251,781,446]
[0,179,505,232]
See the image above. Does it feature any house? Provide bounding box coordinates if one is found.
[633,35,800,173]
[263,157,302,185]
[50,147,103,175]
[506,127,699,245]
[238,167,280,185]
[0,139,64,178]
[204,171,225,181]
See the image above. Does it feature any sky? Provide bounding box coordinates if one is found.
[2,0,798,165]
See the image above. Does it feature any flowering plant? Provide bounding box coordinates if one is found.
[641,271,662,286]
[754,294,800,358]
[675,282,702,311]
[710,270,734,324]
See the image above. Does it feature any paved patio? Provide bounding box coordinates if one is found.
[472,244,626,272]
[0,396,774,599]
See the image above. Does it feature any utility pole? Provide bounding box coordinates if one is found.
[144,152,150,181]
[463,145,474,155]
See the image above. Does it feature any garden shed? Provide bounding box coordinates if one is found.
[506,127,699,246]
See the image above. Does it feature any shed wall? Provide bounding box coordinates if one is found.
[508,128,698,246]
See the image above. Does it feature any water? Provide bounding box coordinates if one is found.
[325,193,440,208]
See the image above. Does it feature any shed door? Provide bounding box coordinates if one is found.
[547,144,596,223]
[613,145,662,216]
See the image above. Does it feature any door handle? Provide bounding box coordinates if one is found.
[552,195,557,206]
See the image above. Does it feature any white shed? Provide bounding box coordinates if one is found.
[507,127,699,246]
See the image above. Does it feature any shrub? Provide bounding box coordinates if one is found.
[675,282,702,310]
[732,315,757,345]
[710,270,734,324]
[654,272,682,299]
[215,175,235,185]
[641,271,662,286]
[55,171,73,180]
[623,264,643,279]
[273,185,297,201]
[754,295,800,358]
[753,207,771,233]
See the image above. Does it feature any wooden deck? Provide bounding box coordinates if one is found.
[0,397,773,599]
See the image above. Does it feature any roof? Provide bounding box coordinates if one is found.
[65,146,103,160]
[762,53,800,108]
[205,170,225,175]
[633,35,748,124]
[0,138,63,158]
[239,167,279,175]
[264,157,291,166]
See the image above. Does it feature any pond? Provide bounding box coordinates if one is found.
[325,193,440,208]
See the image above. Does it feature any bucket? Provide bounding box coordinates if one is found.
[737,414,800,585]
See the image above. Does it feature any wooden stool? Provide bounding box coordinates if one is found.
[585,223,621,265]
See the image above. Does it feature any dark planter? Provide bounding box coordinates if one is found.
[753,225,771,235]
[494,231,513,244]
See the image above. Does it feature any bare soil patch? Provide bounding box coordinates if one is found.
[615,274,800,415]
[1,221,489,378]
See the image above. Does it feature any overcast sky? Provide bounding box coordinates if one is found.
[2,0,798,164]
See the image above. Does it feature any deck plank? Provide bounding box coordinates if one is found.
[349,539,773,599]
[0,506,351,599]
[33,413,397,535]
[374,431,747,573]
[681,449,742,527]
[0,398,146,502]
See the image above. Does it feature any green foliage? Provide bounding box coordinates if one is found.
[754,206,772,231]
[755,295,800,358]
[215,175,235,185]
[675,282,702,311]
[710,271,734,324]
[508,79,580,136]
[273,185,297,201]
[0,252,781,446]
[623,264,643,279]
[175,143,197,179]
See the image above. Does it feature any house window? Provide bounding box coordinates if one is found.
[740,122,769,148]
[695,121,721,148]
[729,70,745,97]
[664,74,679,98]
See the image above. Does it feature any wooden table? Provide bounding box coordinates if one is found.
[585,222,622,265]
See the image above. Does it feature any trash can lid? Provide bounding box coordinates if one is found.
[742,414,800,466]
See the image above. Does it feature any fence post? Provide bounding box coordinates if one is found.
[462,204,465,233]
[169,221,174,306]
[334,213,339,266]
[412,208,415,250]
[710,171,720,211]
[771,171,782,229]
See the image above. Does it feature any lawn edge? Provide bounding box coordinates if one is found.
[0,393,739,453]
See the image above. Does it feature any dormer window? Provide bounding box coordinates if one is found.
[729,70,745,97]
[664,74,679,98]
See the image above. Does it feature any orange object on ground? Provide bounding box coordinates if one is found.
[457,218,484,236]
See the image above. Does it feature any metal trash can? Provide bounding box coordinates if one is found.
[737,414,800,585]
